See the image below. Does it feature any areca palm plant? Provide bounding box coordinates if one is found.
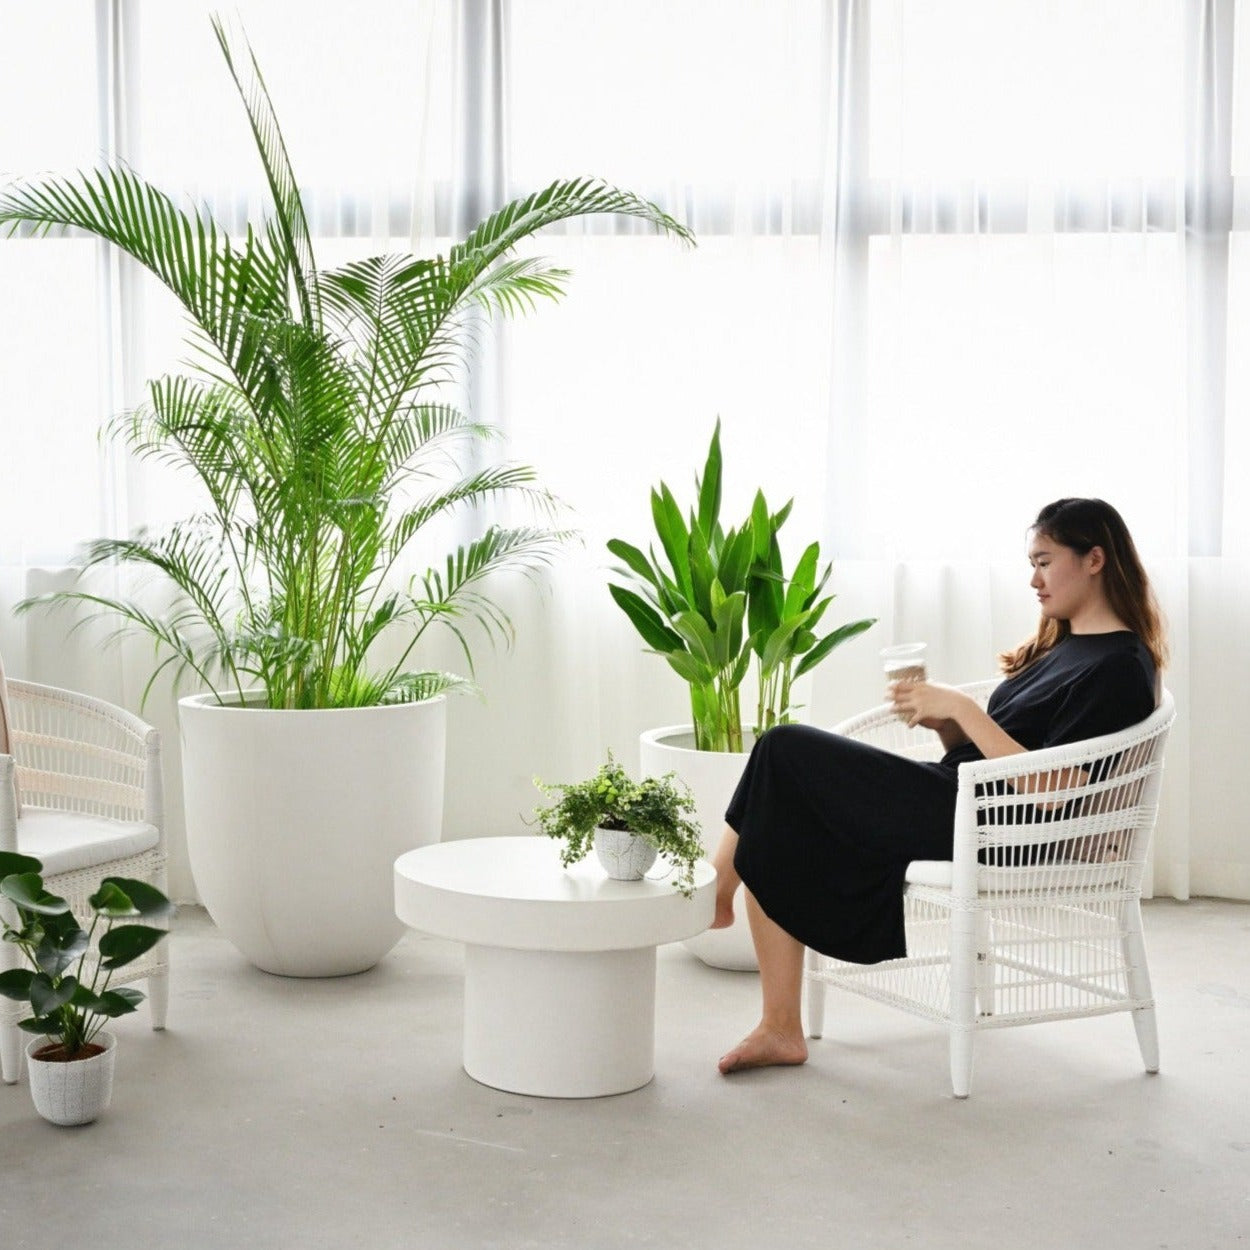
[0,19,692,709]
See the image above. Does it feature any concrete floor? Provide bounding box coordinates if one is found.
[1,898,1246,1250]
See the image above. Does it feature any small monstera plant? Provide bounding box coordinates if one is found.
[0,851,173,1061]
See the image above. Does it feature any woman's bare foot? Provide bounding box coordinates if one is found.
[718,1023,808,1074]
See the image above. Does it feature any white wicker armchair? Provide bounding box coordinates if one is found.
[804,680,1176,1098]
[0,675,169,1084]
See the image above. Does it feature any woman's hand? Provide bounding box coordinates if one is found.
[888,680,968,733]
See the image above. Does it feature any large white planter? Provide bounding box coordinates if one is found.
[180,693,446,977]
[639,725,758,971]
[27,1032,117,1126]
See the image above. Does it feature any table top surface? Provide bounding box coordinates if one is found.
[393,837,716,951]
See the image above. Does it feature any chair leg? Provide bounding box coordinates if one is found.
[974,912,994,1018]
[950,1027,974,1099]
[805,949,826,1039]
[1,1020,21,1084]
[949,907,979,1098]
[147,969,170,1031]
[1122,900,1159,1073]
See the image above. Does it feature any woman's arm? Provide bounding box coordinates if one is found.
[890,681,1083,795]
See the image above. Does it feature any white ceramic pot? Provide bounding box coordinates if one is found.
[26,1032,117,1126]
[593,827,658,880]
[639,725,758,971]
[180,693,446,977]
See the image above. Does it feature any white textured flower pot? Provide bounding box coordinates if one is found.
[27,1032,117,1126]
[639,725,758,971]
[593,827,658,880]
[180,693,446,977]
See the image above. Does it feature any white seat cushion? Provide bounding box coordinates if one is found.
[904,860,956,887]
[16,808,159,876]
[904,858,1128,892]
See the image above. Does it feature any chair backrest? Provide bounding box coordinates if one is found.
[969,689,1175,884]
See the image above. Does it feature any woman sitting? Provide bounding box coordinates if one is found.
[712,497,1167,1074]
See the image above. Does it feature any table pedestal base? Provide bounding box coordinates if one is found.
[463,945,657,1097]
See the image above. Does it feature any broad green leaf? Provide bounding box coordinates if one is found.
[750,491,772,561]
[18,1016,59,1035]
[0,968,34,1002]
[89,880,137,918]
[0,875,70,917]
[791,627,817,655]
[720,526,755,595]
[695,420,722,538]
[36,928,89,978]
[98,877,175,922]
[748,549,784,644]
[711,591,746,667]
[651,485,693,602]
[30,972,77,1017]
[783,543,820,616]
[671,611,718,668]
[807,559,833,610]
[70,984,111,1013]
[794,617,878,678]
[687,524,715,620]
[606,538,657,587]
[665,650,714,685]
[98,923,167,970]
[0,851,41,880]
[760,617,808,677]
[608,585,684,653]
[93,989,144,1018]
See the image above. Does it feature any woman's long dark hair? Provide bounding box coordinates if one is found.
[1000,498,1168,676]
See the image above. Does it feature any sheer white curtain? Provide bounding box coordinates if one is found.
[2,0,1246,901]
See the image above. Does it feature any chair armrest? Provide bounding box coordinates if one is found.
[5,680,163,831]
[949,691,1176,889]
[831,678,1001,761]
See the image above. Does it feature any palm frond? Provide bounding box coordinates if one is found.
[0,169,289,401]
[375,404,497,488]
[211,14,319,328]
[387,467,561,559]
[467,257,572,317]
[452,178,694,276]
[382,670,478,704]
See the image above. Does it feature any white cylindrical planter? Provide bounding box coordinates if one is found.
[27,1032,117,1126]
[181,694,446,977]
[640,725,758,971]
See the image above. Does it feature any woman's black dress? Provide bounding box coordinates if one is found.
[725,632,1156,964]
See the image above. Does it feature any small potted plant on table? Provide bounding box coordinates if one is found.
[532,756,704,897]
[0,851,174,1125]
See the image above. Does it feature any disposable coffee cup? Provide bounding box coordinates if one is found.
[881,643,927,720]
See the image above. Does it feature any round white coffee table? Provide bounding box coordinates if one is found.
[394,837,716,1098]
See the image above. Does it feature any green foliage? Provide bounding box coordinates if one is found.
[531,755,704,897]
[0,17,693,711]
[0,851,174,1060]
[607,421,876,750]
